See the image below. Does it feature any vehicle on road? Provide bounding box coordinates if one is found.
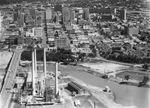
[16,45,22,49]
[10,45,17,49]
[3,45,8,49]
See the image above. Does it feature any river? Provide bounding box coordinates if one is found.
[58,65,150,108]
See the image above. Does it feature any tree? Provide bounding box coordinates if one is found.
[142,76,149,83]
[142,64,149,70]
[78,53,86,62]
[124,75,130,81]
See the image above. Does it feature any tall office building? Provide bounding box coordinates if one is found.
[29,8,36,19]
[46,8,52,20]
[118,9,126,21]
[62,7,70,25]
[70,9,75,22]
[113,8,117,15]
[13,12,18,22]
[56,13,60,23]
[83,8,89,21]
[17,13,25,26]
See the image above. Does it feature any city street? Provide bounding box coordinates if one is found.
[0,49,23,108]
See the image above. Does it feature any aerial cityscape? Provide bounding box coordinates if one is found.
[0,0,150,108]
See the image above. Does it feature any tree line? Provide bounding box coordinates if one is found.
[21,48,75,64]
[100,50,150,64]
[0,0,45,5]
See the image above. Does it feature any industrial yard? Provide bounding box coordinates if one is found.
[9,61,132,108]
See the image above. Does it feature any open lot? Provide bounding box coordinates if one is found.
[80,62,129,74]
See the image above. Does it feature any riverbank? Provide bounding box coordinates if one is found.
[36,61,150,88]
[68,76,136,108]
[76,62,150,88]
[56,64,149,108]
[25,61,149,108]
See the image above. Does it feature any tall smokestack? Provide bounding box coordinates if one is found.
[55,62,58,97]
[32,50,35,96]
[34,49,37,77]
[43,48,47,79]
[124,9,127,21]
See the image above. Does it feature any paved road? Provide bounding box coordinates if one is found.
[0,49,23,108]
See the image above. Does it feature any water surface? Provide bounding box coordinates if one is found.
[59,65,150,108]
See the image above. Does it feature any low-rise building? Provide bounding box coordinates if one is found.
[128,27,139,35]
[54,36,70,48]
[17,36,24,44]
[24,36,33,45]
[34,27,43,37]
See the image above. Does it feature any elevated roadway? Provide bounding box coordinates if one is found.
[0,49,23,108]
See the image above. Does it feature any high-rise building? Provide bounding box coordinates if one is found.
[17,13,25,27]
[13,12,18,22]
[35,10,44,26]
[113,8,117,15]
[83,8,89,21]
[62,7,70,25]
[56,13,60,23]
[52,12,59,23]
[46,8,52,20]
[70,9,75,22]
[29,8,36,19]
[54,5,62,12]
[118,9,126,21]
